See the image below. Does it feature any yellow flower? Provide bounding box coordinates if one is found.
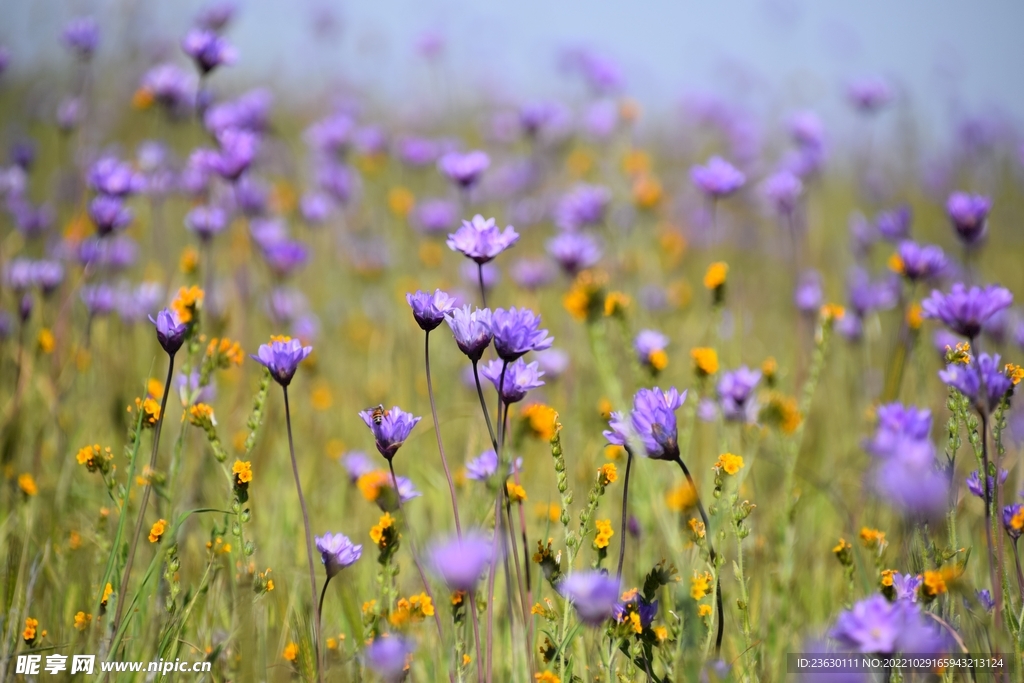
[388,187,416,217]
[859,527,887,551]
[880,569,895,588]
[690,571,713,600]
[37,328,55,354]
[74,612,92,631]
[654,625,669,641]
[887,253,905,275]
[761,356,777,380]
[833,538,851,555]
[463,654,472,666]
[232,460,253,485]
[179,247,200,274]
[283,642,299,662]
[206,337,244,366]
[698,604,713,618]
[906,302,923,330]
[171,285,204,324]
[534,503,560,523]
[603,291,631,317]
[666,483,696,512]
[632,174,662,208]
[132,87,155,109]
[688,518,706,539]
[310,383,333,411]
[628,612,642,633]
[819,303,846,322]
[357,470,391,502]
[23,617,38,643]
[267,580,275,591]
[761,392,801,434]
[1006,364,1024,386]
[148,519,168,543]
[647,348,669,372]
[18,473,38,496]
[326,637,338,650]
[598,398,613,420]
[563,270,607,321]
[922,570,947,597]
[598,463,617,487]
[522,403,558,440]
[390,593,434,626]
[536,671,561,683]
[370,513,395,547]
[703,262,728,290]
[1010,507,1024,531]
[593,519,614,549]
[690,347,719,376]
[69,530,81,550]
[451,591,466,606]
[188,403,215,427]
[604,444,625,461]
[530,602,546,616]
[714,453,744,476]
[131,396,162,425]
[101,582,113,606]
[147,378,165,399]
[622,149,650,176]
[362,599,377,615]
[506,481,528,503]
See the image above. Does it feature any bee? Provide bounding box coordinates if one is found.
[370,404,385,425]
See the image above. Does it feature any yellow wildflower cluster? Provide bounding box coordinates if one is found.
[946,341,971,365]
[859,527,887,552]
[74,611,92,631]
[370,513,396,548]
[390,593,434,627]
[597,463,617,487]
[101,582,113,607]
[506,481,528,503]
[148,519,168,543]
[18,473,38,496]
[534,503,560,523]
[688,518,706,540]
[906,302,924,330]
[23,617,42,645]
[188,403,216,428]
[1006,363,1024,386]
[521,403,558,440]
[179,246,200,274]
[593,519,614,550]
[357,470,391,503]
[37,328,55,354]
[921,570,947,598]
[690,347,719,376]
[603,291,631,317]
[563,270,608,322]
[535,671,560,683]
[283,642,299,662]
[760,392,802,434]
[130,396,162,426]
[690,571,713,600]
[703,262,728,290]
[714,453,744,476]
[207,337,244,366]
[233,460,253,485]
[76,444,113,472]
[819,303,846,323]
[666,482,696,512]
[171,285,204,324]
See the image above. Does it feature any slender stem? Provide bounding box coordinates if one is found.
[616,451,634,579]
[387,458,449,675]
[284,386,322,683]
[1013,541,1024,600]
[318,576,332,642]
[484,483,502,683]
[504,440,532,676]
[426,331,462,536]
[674,456,724,656]
[112,354,175,633]
[477,263,488,308]
[979,409,1003,633]
[472,360,498,450]
[469,591,484,683]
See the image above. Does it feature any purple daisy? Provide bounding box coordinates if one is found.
[922,283,1013,339]
[407,289,457,332]
[490,307,553,361]
[895,241,946,282]
[717,367,762,423]
[690,156,746,199]
[446,215,519,264]
[428,532,494,591]
[438,150,490,189]
[547,232,602,276]
[359,405,421,461]
[149,308,188,356]
[181,28,237,74]
[250,338,313,387]
[445,306,492,361]
[364,636,415,683]
[946,192,991,246]
[559,571,621,626]
[604,387,687,461]
[315,532,362,579]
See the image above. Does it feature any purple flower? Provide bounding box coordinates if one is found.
[315,532,362,578]
[342,452,375,483]
[438,150,490,189]
[891,573,921,602]
[413,199,458,235]
[261,240,309,277]
[977,589,995,612]
[62,17,99,59]
[966,469,1008,502]
[185,205,228,242]
[359,405,421,461]
[397,136,441,167]
[299,192,333,225]
[428,532,494,591]
[847,268,898,317]
[490,307,553,361]
[634,329,668,372]
[554,184,610,231]
[33,261,64,296]
[480,358,545,404]
[57,97,83,133]
[511,258,555,291]
[762,170,803,214]
[80,284,115,317]
[10,199,53,239]
[535,349,569,379]
[896,241,946,282]
[829,595,943,654]
[196,2,237,31]
[445,305,492,361]
[873,448,948,517]
[466,450,499,481]
[604,387,687,461]
[181,28,237,74]
[717,366,762,423]
[206,128,259,181]
[947,192,991,246]
[364,636,415,683]
[304,113,354,155]
[547,232,602,276]
[88,195,133,236]
[250,338,312,386]
[447,215,519,264]
[4,259,35,292]
[142,63,195,116]
[116,282,163,322]
[407,289,456,332]
[149,308,188,355]
[875,206,912,242]
[795,270,823,314]
[1004,504,1024,540]
[613,593,658,631]
[177,369,215,406]
[88,156,145,197]
[847,77,893,113]
[559,571,620,626]
[939,353,1014,412]
[865,403,932,458]
[788,110,825,149]
[690,156,745,199]
[922,283,1013,338]
[204,89,273,136]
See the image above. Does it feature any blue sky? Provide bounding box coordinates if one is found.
[4,0,1024,138]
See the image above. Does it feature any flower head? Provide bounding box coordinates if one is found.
[88,195,133,235]
[762,170,802,214]
[407,289,456,331]
[1004,504,1024,540]
[62,17,100,59]
[690,156,745,199]
[829,595,944,654]
[315,532,362,579]
[438,150,490,188]
[364,635,416,683]
[554,184,610,231]
[359,472,422,512]
[429,532,494,591]
[559,571,620,626]
[185,205,228,242]
[847,77,893,113]
[359,405,421,461]
[892,241,947,282]
[181,28,238,74]
[490,307,553,361]
[922,283,1013,339]
[250,337,313,386]
[604,387,687,461]
[939,353,1014,412]
[480,358,545,404]
[149,308,188,356]
[634,330,669,374]
[875,206,912,242]
[547,232,602,276]
[966,469,1008,501]
[717,366,762,422]
[947,192,991,246]
[445,306,492,361]
[446,215,519,264]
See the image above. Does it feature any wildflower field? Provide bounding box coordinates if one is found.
[1,7,1023,683]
